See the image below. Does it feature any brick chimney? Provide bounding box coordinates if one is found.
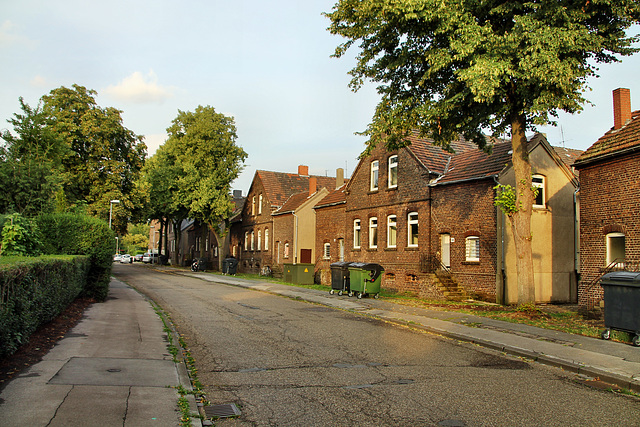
[336,168,345,189]
[309,176,317,196]
[298,165,309,176]
[613,88,631,130]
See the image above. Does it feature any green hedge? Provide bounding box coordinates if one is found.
[0,256,90,357]
[36,213,114,301]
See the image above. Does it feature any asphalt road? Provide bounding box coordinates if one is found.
[113,264,640,426]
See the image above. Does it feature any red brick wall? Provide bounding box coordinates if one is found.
[578,151,640,310]
[315,203,347,285]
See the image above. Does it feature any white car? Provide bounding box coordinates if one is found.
[113,254,122,262]
[120,254,132,264]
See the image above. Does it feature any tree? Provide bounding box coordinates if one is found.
[0,98,66,216]
[165,106,247,269]
[41,85,147,233]
[326,0,640,304]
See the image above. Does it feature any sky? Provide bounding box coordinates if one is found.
[1,1,639,195]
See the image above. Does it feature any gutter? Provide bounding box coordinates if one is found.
[574,144,640,168]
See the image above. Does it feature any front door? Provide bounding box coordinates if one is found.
[440,234,451,268]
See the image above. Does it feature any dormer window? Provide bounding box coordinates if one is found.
[388,155,398,188]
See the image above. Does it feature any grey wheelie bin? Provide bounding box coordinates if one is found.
[330,261,352,296]
[348,262,384,299]
[599,271,640,346]
[223,257,238,275]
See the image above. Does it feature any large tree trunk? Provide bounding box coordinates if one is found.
[510,114,535,304]
[210,221,231,271]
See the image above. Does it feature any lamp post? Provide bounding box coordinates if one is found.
[115,236,119,254]
[150,225,156,264]
[109,199,120,229]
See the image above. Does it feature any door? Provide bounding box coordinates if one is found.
[440,234,451,268]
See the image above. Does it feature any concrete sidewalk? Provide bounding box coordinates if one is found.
[0,279,196,426]
[181,269,640,394]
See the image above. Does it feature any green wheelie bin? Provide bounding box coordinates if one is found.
[348,262,384,299]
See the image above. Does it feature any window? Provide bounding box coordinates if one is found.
[369,217,378,248]
[258,194,263,215]
[323,242,331,259]
[264,228,269,251]
[284,242,290,258]
[250,231,255,251]
[205,237,209,252]
[388,155,398,188]
[408,212,418,247]
[214,246,218,257]
[465,236,480,262]
[244,232,248,251]
[338,238,344,261]
[370,160,379,191]
[257,230,262,251]
[532,175,545,208]
[232,245,237,257]
[251,196,256,215]
[353,219,361,249]
[387,215,397,248]
[606,233,625,266]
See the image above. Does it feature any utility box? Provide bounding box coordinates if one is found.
[600,271,640,346]
[283,263,314,285]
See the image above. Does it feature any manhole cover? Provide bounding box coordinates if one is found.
[204,403,241,419]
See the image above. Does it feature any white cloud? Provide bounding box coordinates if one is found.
[0,20,36,48]
[103,71,174,104]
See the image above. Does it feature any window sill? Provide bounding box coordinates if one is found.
[462,260,480,265]
[367,247,378,252]
[384,247,397,251]
[368,189,379,195]
[405,246,419,251]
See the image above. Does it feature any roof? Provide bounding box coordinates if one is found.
[405,131,478,174]
[273,191,314,215]
[553,146,584,169]
[314,183,347,209]
[256,170,336,209]
[434,142,513,185]
[574,109,640,167]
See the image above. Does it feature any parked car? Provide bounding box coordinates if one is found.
[120,254,132,264]
[134,254,144,262]
[113,254,122,262]
[142,253,160,263]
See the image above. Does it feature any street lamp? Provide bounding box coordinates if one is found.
[115,236,119,254]
[150,225,156,264]
[109,199,120,229]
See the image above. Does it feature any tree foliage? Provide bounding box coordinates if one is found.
[326,0,640,303]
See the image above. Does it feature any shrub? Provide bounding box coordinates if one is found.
[36,213,113,301]
[0,256,90,357]
[0,213,42,257]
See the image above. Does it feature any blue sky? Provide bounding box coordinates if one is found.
[1,1,639,194]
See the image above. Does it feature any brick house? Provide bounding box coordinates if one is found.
[316,132,580,304]
[230,165,336,275]
[314,174,348,284]
[574,88,640,313]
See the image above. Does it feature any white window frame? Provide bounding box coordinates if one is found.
[353,219,361,249]
[370,160,379,191]
[606,232,625,267]
[258,194,263,215]
[532,174,546,208]
[257,230,262,251]
[408,212,419,247]
[388,155,398,189]
[250,231,255,251]
[244,232,248,251]
[323,242,331,259]
[252,196,256,215]
[387,215,397,248]
[369,217,378,249]
[465,236,480,262]
[284,242,290,258]
[264,228,269,251]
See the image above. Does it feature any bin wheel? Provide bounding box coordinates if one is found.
[357,293,363,299]
[601,329,611,340]
[348,291,353,297]
[633,334,640,347]
[339,291,343,296]
[330,289,334,295]
[374,293,379,299]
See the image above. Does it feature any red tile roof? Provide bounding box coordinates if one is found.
[256,170,336,209]
[574,110,640,166]
[314,183,347,209]
[274,191,314,215]
[434,142,513,184]
[405,132,478,174]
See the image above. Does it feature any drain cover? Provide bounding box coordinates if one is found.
[204,403,241,419]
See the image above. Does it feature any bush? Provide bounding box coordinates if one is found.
[0,213,42,256]
[0,256,90,357]
[36,213,114,301]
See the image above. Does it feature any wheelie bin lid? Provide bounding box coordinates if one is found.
[330,261,352,268]
[348,263,384,281]
[601,271,640,286]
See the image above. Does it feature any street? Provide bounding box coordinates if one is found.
[113,264,640,426]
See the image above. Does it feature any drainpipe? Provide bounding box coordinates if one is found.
[293,212,298,265]
[493,176,506,305]
[573,183,580,302]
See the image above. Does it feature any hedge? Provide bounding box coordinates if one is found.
[0,256,90,357]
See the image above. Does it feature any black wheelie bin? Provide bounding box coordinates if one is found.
[599,271,640,346]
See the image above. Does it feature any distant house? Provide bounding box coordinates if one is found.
[574,88,640,314]
[230,165,336,275]
[316,132,581,303]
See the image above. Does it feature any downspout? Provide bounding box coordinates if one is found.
[573,183,580,303]
[494,176,506,305]
[293,212,298,265]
